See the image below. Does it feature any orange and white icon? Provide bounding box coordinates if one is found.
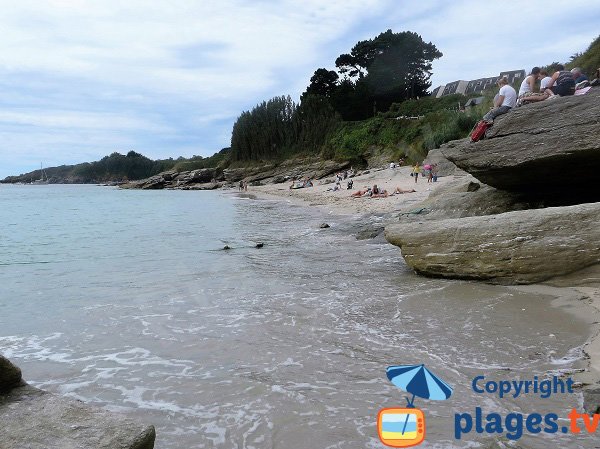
[377,407,426,447]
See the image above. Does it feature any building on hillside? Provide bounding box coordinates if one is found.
[430,69,525,97]
[465,77,497,95]
[430,85,444,98]
[499,69,526,84]
[442,80,469,96]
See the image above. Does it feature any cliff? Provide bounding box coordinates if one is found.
[385,88,600,284]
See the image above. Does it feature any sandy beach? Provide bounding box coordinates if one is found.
[252,165,452,217]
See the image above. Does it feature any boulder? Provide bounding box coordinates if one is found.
[441,89,600,198]
[0,355,23,392]
[0,384,155,449]
[385,202,600,284]
[423,148,464,177]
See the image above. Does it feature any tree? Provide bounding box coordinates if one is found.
[303,68,339,98]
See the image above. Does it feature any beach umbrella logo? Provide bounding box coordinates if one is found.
[377,364,453,448]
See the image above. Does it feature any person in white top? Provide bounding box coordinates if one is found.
[483,76,516,123]
[540,69,553,90]
[518,67,541,96]
[517,67,549,105]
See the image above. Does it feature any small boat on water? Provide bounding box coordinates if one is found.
[31,163,49,185]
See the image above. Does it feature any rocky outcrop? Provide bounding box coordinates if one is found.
[386,89,600,284]
[422,148,464,177]
[122,159,350,190]
[385,202,600,284]
[0,355,155,449]
[441,89,600,199]
[121,168,222,190]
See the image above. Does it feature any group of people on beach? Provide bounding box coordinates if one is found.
[411,162,438,183]
[238,180,248,191]
[289,178,314,189]
[483,65,598,123]
[350,184,417,198]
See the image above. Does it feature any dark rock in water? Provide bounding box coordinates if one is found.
[255,243,264,248]
[0,355,23,392]
[320,223,330,229]
[441,89,600,199]
[223,245,231,250]
[385,202,600,284]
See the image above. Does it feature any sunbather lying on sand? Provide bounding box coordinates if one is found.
[351,188,370,198]
[392,186,417,194]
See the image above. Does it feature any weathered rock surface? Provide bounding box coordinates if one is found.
[385,202,600,284]
[0,356,155,449]
[441,89,600,197]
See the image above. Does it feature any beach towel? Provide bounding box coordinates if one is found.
[574,86,592,96]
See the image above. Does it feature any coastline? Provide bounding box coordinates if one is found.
[241,168,600,407]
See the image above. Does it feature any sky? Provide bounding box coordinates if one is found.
[1,0,599,178]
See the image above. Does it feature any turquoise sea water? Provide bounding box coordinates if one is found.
[0,184,596,448]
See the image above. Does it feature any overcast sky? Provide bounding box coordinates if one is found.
[1,0,598,178]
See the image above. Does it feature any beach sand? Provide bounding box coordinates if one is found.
[252,165,450,217]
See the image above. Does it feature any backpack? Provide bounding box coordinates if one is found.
[470,120,492,142]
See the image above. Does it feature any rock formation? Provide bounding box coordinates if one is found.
[386,202,600,284]
[0,355,155,449]
[441,89,600,200]
[386,89,600,284]
[120,159,350,190]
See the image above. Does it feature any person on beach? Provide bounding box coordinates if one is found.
[483,76,517,123]
[392,186,417,194]
[517,67,548,104]
[371,187,389,198]
[239,180,244,191]
[412,163,420,183]
[351,188,370,198]
[432,164,439,182]
[543,64,576,97]
[347,179,354,189]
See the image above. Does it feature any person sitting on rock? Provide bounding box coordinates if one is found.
[483,76,516,123]
[539,69,553,91]
[517,67,548,104]
[571,67,588,84]
[543,64,576,97]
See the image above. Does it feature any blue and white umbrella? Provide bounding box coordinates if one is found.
[386,364,453,406]
[386,364,453,436]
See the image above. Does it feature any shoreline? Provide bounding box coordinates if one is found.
[239,168,600,405]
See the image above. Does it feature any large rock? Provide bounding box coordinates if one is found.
[0,355,23,392]
[0,385,155,449]
[0,355,155,449]
[423,148,464,177]
[441,89,600,198]
[385,202,600,284]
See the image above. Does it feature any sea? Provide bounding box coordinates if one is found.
[0,184,597,448]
